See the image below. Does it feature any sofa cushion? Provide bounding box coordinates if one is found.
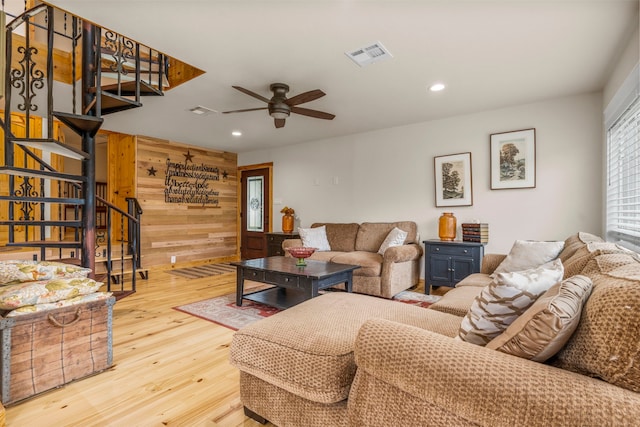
[429,285,483,317]
[492,240,565,277]
[454,273,493,288]
[552,252,640,393]
[486,275,592,362]
[557,232,602,263]
[458,259,564,345]
[355,222,417,253]
[377,227,408,255]
[308,251,343,263]
[562,241,632,279]
[299,225,331,251]
[229,292,461,404]
[331,252,382,277]
[311,223,360,252]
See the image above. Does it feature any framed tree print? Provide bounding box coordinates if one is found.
[490,128,536,189]
[434,152,473,207]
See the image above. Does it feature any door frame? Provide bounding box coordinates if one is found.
[237,162,273,260]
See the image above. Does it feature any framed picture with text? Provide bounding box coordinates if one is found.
[490,128,536,189]
[434,152,473,207]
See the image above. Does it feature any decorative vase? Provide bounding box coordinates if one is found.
[282,213,294,233]
[286,247,316,267]
[438,212,457,241]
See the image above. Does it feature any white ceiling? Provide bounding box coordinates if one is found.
[44,0,638,153]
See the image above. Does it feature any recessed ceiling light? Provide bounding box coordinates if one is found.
[232,131,242,137]
[429,83,446,92]
[188,105,217,115]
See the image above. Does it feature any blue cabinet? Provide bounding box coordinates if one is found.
[423,240,484,294]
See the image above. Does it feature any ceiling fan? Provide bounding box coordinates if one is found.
[222,83,335,128]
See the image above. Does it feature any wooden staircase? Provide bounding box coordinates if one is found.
[0,3,166,297]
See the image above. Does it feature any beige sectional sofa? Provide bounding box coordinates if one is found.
[230,232,640,426]
[282,222,422,299]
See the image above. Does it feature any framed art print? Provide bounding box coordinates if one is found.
[434,152,473,207]
[490,128,536,189]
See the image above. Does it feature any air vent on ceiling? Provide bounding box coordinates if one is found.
[345,41,393,67]
[188,105,217,115]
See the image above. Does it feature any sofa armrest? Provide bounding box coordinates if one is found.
[282,238,303,257]
[382,243,423,263]
[351,319,640,426]
[480,253,507,274]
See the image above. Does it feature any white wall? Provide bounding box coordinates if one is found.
[240,92,603,259]
[603,26,639,108]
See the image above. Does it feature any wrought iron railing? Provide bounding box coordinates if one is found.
[0,2,166,296]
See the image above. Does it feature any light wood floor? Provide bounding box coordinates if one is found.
[4,269,437,427]
[4,269,262,427]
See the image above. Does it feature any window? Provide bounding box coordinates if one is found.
[606,66,640,251]
[246,176,264,232]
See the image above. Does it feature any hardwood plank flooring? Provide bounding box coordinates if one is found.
[4,270,266,427]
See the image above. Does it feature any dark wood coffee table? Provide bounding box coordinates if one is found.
[232,256,360,309]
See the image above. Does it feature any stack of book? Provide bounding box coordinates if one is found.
[461,223,489,243]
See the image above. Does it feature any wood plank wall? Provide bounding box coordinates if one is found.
[136,136,238,269]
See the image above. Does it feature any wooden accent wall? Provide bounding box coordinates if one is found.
[136,136,238,269]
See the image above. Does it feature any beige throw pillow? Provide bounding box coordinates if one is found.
[486,275,592,361]
[458,259,564,345]
[298,225,331,251]
[377,227,408,255]
[492,240,565,278]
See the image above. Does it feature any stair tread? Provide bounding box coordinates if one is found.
[101,80,163,97]
[0,166,85,183]
[0,195,85,204]
[11,137,89,160]
[96,255,133,262]
[0,220,81,226]
[7,240,82,248]
[98,91,143,114]
[52,111,103,137]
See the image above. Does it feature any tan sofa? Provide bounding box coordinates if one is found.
[230,232,640,426]
[282,222,422,299]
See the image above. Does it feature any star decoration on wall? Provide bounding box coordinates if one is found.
[147,166,157,176]
[222,170,228,179]
[184,150,194,163]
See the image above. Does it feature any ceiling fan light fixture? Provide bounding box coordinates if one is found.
[268,102,290,119]
[270,111,289,119]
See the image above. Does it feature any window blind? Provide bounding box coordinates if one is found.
[607,95,640,250]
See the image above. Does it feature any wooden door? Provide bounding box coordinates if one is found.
[0,111,64,245]
[240,167,270,260]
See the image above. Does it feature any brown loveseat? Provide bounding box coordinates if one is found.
[230,232,640,426]
[282,222,422,299]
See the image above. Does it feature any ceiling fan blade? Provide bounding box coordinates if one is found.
[285,89,326,106]
[274,118,286,128]
[222,107,267,114]
[232,86,270,103]
[291,106,335,120]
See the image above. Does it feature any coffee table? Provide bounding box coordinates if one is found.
[232,256,360,309]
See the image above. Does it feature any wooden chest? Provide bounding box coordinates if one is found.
[0,296,115,405]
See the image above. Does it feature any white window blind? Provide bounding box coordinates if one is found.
[607,95,640,250]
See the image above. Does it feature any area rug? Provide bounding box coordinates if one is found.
[174,290,441,331]
[167,263,235,279]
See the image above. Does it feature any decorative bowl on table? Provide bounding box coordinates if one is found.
[286,247,317,267]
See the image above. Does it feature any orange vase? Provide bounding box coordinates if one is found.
[438,212,457,241]
[282,214,294,233]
